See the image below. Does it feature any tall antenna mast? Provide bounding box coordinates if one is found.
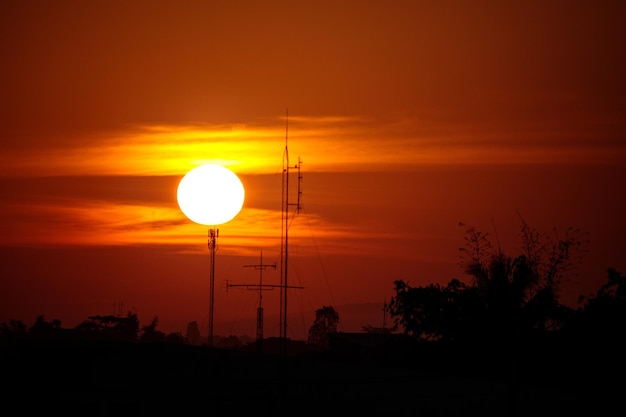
[280,109,302,357]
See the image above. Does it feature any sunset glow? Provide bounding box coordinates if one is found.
[0,119,623,179]
[1,1,624,341]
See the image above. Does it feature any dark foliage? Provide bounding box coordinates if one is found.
[1,218,622,415]
[76,312,140,342]
[139,315,166,343]
[566,267,626,340]
[389,220,592,342]
[307,305,340,349]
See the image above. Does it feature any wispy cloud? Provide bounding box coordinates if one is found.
[0,187,373,259]
[2,114,622,178]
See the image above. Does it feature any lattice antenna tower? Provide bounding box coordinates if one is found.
[280,109,303,357]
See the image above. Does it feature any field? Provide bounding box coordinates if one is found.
[2,336,618,416]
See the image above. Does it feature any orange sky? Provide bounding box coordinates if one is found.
[1,1,625,340]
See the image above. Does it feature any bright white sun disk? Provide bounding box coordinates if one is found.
[177,164,245,226]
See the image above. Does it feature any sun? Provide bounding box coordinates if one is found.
[177,164,245,226]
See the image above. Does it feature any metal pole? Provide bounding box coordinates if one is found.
[208,228,218,348]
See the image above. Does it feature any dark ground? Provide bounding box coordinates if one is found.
[1,336,622,417]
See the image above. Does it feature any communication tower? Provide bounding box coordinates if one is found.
[280,109,303,357]
[226,251,288,352]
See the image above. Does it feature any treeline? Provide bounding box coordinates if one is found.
[378,220,626,388]
[2,218,624,357]
[0,313,187,346]
[385,220,626,344]
[0,312,263,350]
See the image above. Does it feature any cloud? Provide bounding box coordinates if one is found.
[3,114,624,180]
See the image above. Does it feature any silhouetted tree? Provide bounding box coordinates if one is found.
[217,335,242,349]
[457,219,588,334]
[387,278,482,341]
[388,220,588,342]
[572,268,626,340]
[0,319,27,345]
[307,305,339,349]
[75,312,139,342]
[185,320,202,345]
[139,316,166,343]
[165,332,185,344]
[29,315,62,339]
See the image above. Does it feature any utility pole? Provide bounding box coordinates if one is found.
[226,251,278,353]
[227,249,303,354]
